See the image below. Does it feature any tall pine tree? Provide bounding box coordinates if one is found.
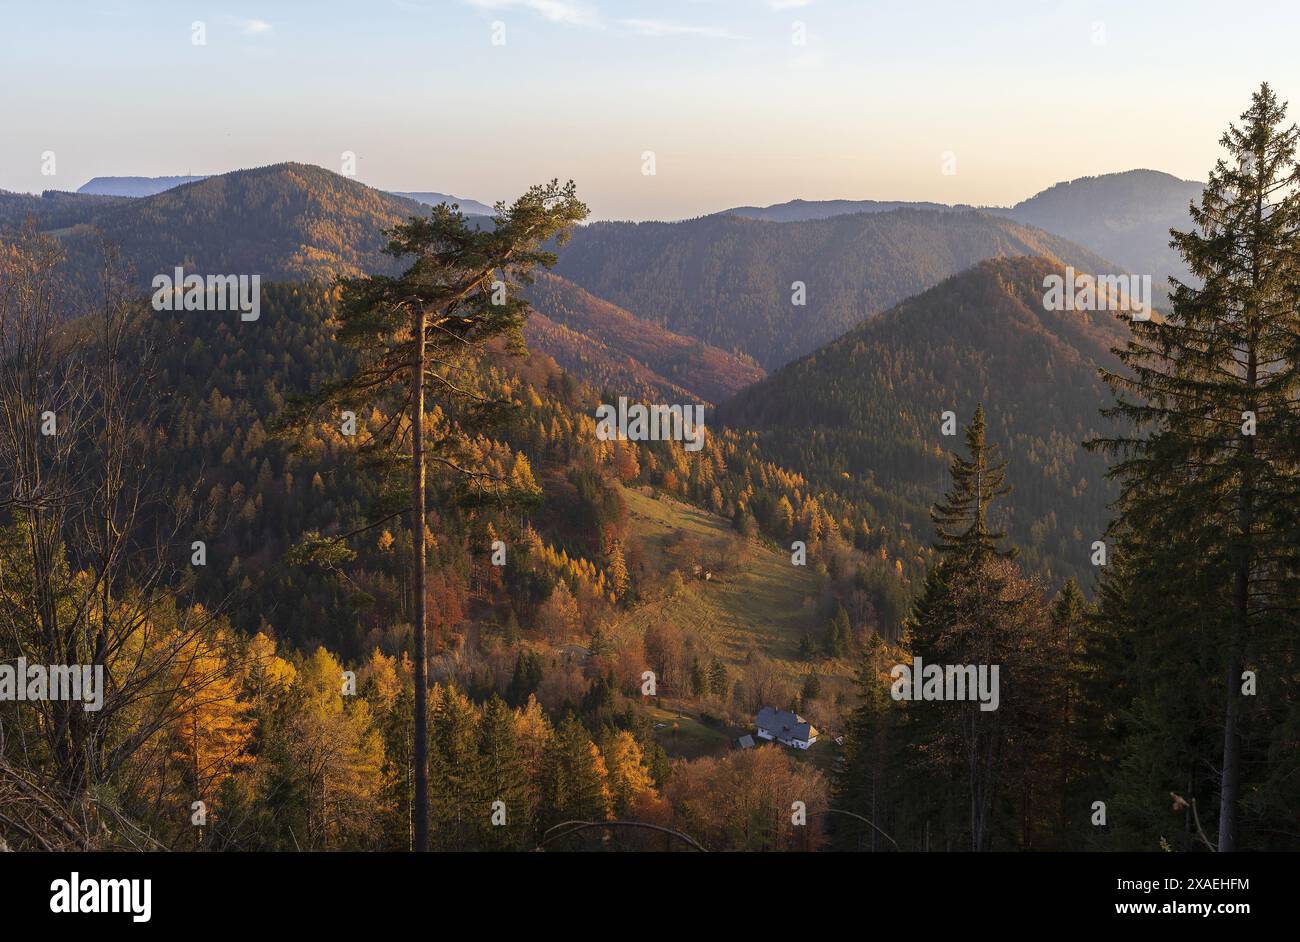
[279,183,587,850]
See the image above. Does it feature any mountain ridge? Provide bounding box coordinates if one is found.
[719,169,1203,297]
[68,172,495,216]
[554,207,1119,370]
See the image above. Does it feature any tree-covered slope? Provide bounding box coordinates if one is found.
[522,272,763,404]
[2,163,427,296]
[718,256,1133,585]
[0,188,131,228]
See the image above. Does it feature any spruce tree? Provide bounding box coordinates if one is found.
[1090,83,1300,851]
[892,408,1049,850]
[826,603,852,658]
[930,404,1015,562]
[478,695,531,849]
[1048,578,1092,845]
[542,713,612,828]
[707,657,729,699]
[833,633,903,851]
[801,669,822,701]
[429,684,481,850]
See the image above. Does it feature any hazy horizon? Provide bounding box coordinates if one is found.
[2,0,1293,219]
[3,160,1204,223]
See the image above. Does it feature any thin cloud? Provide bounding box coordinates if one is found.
[619,18,743,40]
[464,0,601,27]
[241,19,273,35]
[769,0,814,9]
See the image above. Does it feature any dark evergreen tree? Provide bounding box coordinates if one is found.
[429,685,481,850]
[477,695,531,849]
[506,650,544,707]
[931,404,1015,562]
[541,713,611,826]
[1048,578,1093,846]
[825,603,852,658]
[798,633,817,660]
[689,658,709,697]
[707,657,729,699]
[1089,83,1300,851]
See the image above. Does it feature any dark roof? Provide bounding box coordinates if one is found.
[755,706,817,742]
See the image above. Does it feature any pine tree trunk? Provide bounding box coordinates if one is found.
[1219,641,1241,852]
[412,305,430,852]
[1220,451,1251,853]
[1221,189,1263,853]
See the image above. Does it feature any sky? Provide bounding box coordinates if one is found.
[2,0,1299,220]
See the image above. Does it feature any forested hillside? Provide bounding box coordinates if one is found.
[719,256,1132,586]
[0,235,916,850]
[522,272,763,403]
[0,188,130,228]
[0,163,425,299]
[138,280,917,649]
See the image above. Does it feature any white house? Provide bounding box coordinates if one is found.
[755,706,818,749]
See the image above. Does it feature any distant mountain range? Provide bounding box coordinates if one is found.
[78,175,211,197]
[390,191,495,216]
[991,169,1203,291]
[35,163,424,291]
[25,164,1201,316]
[723,169,1204,296]
[3,162,1159,388]
[723,197,964,221]
[553,208,1115,370]
[1,163,747,404]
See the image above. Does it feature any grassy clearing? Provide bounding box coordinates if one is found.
[613,486,858,752]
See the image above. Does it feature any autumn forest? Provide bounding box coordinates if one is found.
[2,44,1299,871]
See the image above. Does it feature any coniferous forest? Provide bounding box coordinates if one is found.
[0,8,1297,926]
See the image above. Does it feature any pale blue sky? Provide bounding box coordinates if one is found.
[2,0,1298,219]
